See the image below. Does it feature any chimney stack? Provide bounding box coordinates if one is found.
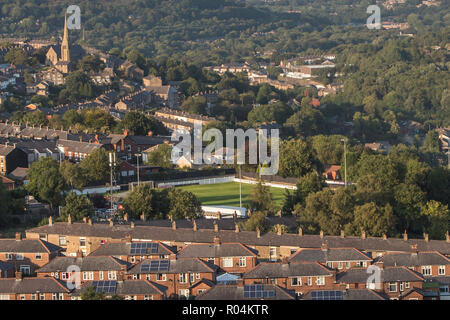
[446,231,449,243]
[140,212,146,221]
[281,257,289,265]
[233,211,237,220]
[382,233,387,240]
[403,230,408,241]
[125,234,132,243]
[411,244,418,255]
[15,232,22,241]
[214,236,221,245]
[67,214,72,225]
[193,220,197,231]
[256,227,261,238]
[88,218,92,226]
[172,220,176,230]
[216,211,221,220]
[424,233,429,242]
[109,219,114,227]
[123,213,128,222]
[214,222,219,233]
[131,222,135,228]
[340,230,345,238]
[235,223,240,233]
[277,225,282,236]
[298,227,303,237]
[15,271,23,281]
[76,250,83,258]
[319,230,324,239]
[361,230,366,240]
[82,217,87,223]
[321,242,328,252]
[48,216,53,226]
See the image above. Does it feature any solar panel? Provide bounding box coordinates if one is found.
[92,281,117,294]
[311,290,343,300]
[130,242,158,255]
[140,260,170,272]
[243,285,275,299]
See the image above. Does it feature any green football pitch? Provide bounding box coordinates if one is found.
[178,182,287,210]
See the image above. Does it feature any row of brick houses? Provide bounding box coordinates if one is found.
[0,217,440,300]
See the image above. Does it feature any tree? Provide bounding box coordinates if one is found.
[168,189,203,219]
[145,144,173,168]
[249,181,274,213]
[295,171,326,206]
[352,202,395,237]
[81,285,105,300]
[122,184,168,220]
[0,182,12,228]
[26,157,66,210]
[60,192,94,221]
[422,200,449,240]
[180,96,207,115]
[279,139,317,178]
[118,112,167,136]
[421,130,441,153]
[80,149,110,185]
[284,106,325,137]
[241,211,268,232]
[60,161,85,190]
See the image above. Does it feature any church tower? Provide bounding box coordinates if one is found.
[61,14,70,63]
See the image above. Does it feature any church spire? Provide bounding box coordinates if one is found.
[61,13,70,63]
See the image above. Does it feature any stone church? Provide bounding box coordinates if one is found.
[46,15,84,74]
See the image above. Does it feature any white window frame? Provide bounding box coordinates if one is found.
[59,236,66,246]
[438,266,445,275]
[108,271,117,280]
[16,253,24,260]
[421,266,432,276]
[222,257,233,268]
[389,282,397,292]
[316,276,325,286]
[291,277,302,286]
[156,273,166,281]
[238,257,246,267]
[307,277,312,286]
[82,272,94,281]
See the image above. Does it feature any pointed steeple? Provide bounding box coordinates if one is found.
[61,13,70,63]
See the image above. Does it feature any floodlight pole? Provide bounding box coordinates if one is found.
[341,138,348,187]
[239,165,242,208]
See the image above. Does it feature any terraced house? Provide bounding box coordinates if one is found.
[126,257,218,298]
[0,233,62,275]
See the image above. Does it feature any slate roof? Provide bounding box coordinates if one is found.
[8,167,28,180]
[177,243,258,258]
[89,241,176,257]
[196,284,296,300]
[25,222,450,255]
[0,145,15,156]
[243,262,333,279]
[336,267,424,283]
[302,289,387,300]
[0,277,69,293]
[289,248,372,263]
[36,256,130,273]
[0,239,62,254]
[0,261,14,272]
[127,258,218,275]
[127,135,170,146]
[57,139,103,154]
[72,280,166,296]
[376,251,450,267]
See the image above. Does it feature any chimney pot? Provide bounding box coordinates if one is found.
[361,230,366,240]
[172,220,176,230]
[319,230,324,239]
[15,232,22,241]
[235,223,240,233]
[403,230,408,241]
[48,216,53,226]
[140,212,146,221]
[67,214,72,225]
[424,233,429,242]
[340,230,345,238]
[256,227,261,238]
[298,227,303,237]
[382,234,387,240]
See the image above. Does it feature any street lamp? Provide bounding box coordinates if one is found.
[341,138,348,187]
[135,153,142,186]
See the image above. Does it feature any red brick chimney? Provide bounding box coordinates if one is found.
[147,131,153,136]
[123,129,129,136]
[15,232,22,241]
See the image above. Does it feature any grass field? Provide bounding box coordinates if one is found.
[178,182,286,210]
